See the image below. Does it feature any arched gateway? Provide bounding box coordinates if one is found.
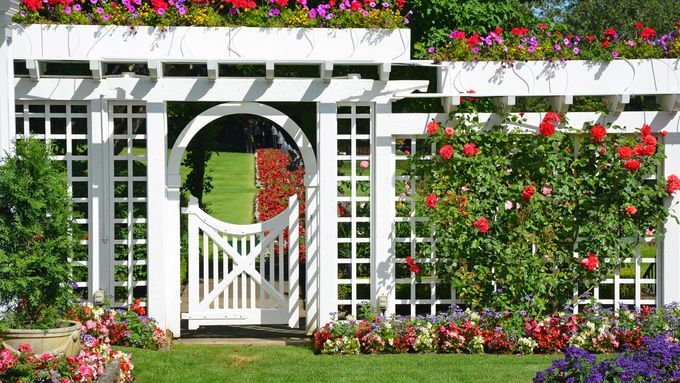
[165,103,318,336]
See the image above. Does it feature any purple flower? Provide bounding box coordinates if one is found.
[65,6,72,14]
[627,40,635,46]
[472,47,480,54]
[427,47,435,53]
[96,7,104,13]
[73,3,81,11]
[573,47,580,54]
[553,44,561,51]
[612,51,619,57]
[178,6,186,15]
[308,8,317,18]
[89,0,97,4]
[20,10,26,17]
[157,7,165,15]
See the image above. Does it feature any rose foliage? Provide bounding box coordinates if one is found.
[409,113,676,317]
[313,303,680,356]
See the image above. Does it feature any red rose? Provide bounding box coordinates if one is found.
[666,175,680,195]
[661,131,667,137]
[473,216,490,233]
[591,125,607,142]
[625,205,637,215]
[618,145,633,159]
[426,193,438,208]
[634,144,646,156]
[643,135,657,147]
[544,112,561,124]
[604,28,617,38]
[406,256,420,274]
[580,252,599,271]
[439,144,454,160]
[445,127,455,137]
[522,185,536,201]
[641,124,651,137]
[624,159,641,172]
[539,121,556,137]
[634,21,644,29]
[642,145,656,156]
[462,143,480,156]
[426,120,440,135]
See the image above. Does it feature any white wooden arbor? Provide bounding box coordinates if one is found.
[1,1,679,337]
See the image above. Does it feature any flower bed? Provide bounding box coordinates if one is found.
[0,340,133,383]
[430,22,680,62]
[312,303,680,355]
[534,336,680,382]
[66,300,167,351]
[256,148,306,261]
[15,0,408,28]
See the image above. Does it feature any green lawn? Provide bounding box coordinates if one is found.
[183,151,257,224]
[120,345,557,383]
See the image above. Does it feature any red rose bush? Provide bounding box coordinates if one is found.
[410,113,675,316]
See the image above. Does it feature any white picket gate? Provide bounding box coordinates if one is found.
[181,195,300,330]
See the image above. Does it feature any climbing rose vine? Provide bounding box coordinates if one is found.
[408,113,676,316]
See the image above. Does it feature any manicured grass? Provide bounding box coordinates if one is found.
[183,151,257,224]
[119,344,558,383]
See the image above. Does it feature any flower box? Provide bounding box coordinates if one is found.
[12,24,411,63]
[440,59,680,97]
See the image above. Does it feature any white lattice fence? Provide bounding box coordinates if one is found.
[14,102,91,300]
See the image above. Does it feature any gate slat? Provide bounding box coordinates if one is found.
[241,236,247,308]
[213,241,219,310]
[250,235,256,308]
[278,232,284,297]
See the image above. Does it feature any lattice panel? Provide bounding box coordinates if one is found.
[394,136,461,316]
[393,134,659,314]
[336,104,372,318]
[111,103,148,306]
[14,103,91,300]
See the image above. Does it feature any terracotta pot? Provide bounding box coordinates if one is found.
[1,320,82,357]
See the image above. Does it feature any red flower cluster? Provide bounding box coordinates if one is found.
[473,216,490,233]
[225,0,257,9]
[524,315,578,353]
[427,120,440,135]
[438,144,454,159]
[425,193,438,208]
[539,112,560,138]
[667,174,680,195]
[462,143,480,156]
[618,124,660,173]
[591,125,607,142]
[256,149,306,261]
[522,185,536,201]
[23,0,43,11]
[580,252,599,271]
[625,205,637,215]
[405,256,420,274]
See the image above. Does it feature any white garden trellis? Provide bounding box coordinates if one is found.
[1,0,679,337]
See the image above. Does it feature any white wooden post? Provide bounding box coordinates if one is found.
[165,177,182,336]
[317,102,338,326]
[662,129,680,305]
[0,1,18,156]
[287,195,300,328]
[372,102,396,315]
[88,98,108,301]
[304,157,320,334]
[146,101,169,330]
[185,196,199,331]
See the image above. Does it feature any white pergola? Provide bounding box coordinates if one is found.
[1,1,679,337]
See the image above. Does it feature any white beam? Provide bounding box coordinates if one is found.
[146,102,169,333]
[663,129,680,305]
[206,61,218,81]
[265,61,275,80]
[14,77,431,103]
[148,60,162,80]
[317,102,338,327]
[495,95,515,113]
[89,98,109,301]
[26,59,40,81]
[606,94,630,113]
[443,95,461,114]
[382,111,680,136]
[320,61,333,82]
[657,94,680,112]
[0,12,15,156]
[379,63,391,82]
[89,60,102,81]
[551,95,573,114]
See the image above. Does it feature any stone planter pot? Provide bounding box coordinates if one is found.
[1,320,82,357]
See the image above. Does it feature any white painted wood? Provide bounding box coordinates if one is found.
[14,78,430,103]
[0,15,14,157]
[441,59,680,97]
[373,102,396,315]
[89,99,107,301]
[382,112,680,135]
[663,127,680,305]
[12,25,411,62]
[182,195,299,329]
[317,102,338,325]
[146,101,168,330]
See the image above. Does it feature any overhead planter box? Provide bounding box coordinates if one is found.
[439,59,680,97]
[12,25,411,63]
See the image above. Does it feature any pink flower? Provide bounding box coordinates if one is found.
[359,160,369,169]
[541,186,552,196]
[626,205,637,215]
[444,127,455,137]
[504,201,513,210]
[426,120,439,135]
